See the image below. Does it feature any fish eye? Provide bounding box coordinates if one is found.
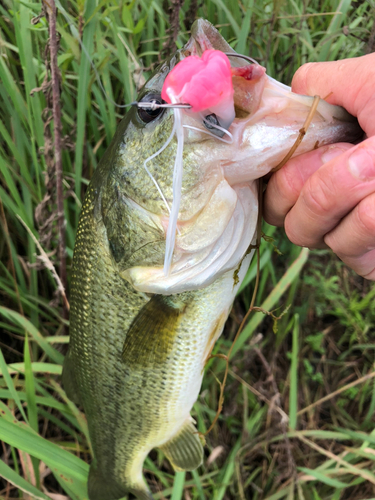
[203,113,225,138]
[138,93,166,124]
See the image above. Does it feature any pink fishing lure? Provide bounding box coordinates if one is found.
[161,50,235,127]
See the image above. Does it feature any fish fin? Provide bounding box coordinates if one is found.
[122,295,186,367]
[61,351,80,405]
[88,462,154,500]
[159,420,204,472]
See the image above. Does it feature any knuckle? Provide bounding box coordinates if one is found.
[263,189,282,227]
[347,254,375,281]
[263,169,299,226]
[302,174,335,217]
[285,230,303,247]
[356,194,375,235]
[324,232,340,255]
[263,210,284,227]
[363,267,375,280]
[284,213,306,247]
[263,213,284,227]
[279,164,303,200]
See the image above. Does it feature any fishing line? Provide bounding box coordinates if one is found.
[143,117,177,215]
[138,92,235,274]
[134,101,192,220]
[54,1,194,114]
[163,97,185,276]
[142,104,234,276]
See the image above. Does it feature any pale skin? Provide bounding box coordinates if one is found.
[264,53,375,280]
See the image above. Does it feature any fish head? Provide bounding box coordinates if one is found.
[99,20,362,294]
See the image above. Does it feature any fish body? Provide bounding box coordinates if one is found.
[63,19,362,500]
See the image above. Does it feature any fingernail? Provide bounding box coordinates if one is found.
[348,148,375,181]
[321,146,347,164]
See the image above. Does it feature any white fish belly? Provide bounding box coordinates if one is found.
[152,251,253,448]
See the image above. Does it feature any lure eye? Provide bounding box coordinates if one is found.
[203,113,225,138]
[138,93,166,123]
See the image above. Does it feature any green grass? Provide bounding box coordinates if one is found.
[0,0,375,499]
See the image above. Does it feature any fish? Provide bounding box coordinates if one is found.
[62,18,362,500]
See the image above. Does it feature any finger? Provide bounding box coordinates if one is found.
[324,191,375,280]
[291,54,375,136]
[284,135,375,248]
[263,143,352,226]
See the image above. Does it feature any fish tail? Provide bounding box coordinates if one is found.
[88,462,154,500]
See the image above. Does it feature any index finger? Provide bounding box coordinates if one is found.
[291,54,375,136]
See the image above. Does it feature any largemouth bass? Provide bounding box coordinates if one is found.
[63,19,361,500]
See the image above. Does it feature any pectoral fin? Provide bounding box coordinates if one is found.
[159,420,204,472]
[122,295,187,368]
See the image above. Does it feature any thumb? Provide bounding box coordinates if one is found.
[291,53,375,137]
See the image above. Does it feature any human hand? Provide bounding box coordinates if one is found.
[263,53,375,280]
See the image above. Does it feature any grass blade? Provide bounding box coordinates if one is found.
[24,332,40,486]
[0,347,28,422]
[171,471,186,500]
[289,314,299,430]
[0,458,50,500]
[0,362,62,376]
[299,467,348,488]
[0,415,89,498]
[73,1,97,212]
[0,307,64,365]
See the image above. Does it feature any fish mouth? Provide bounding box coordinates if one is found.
[185,19,360,123]
[182,18,362,178]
